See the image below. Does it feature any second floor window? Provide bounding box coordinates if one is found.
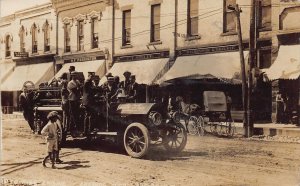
[19,26,25,52]
[64,24,71,52]
[151,4,161,42]
[187,0,199,36]
[223,0,236,33]
[32,24,38,53]
[44,21,50,52]
[78,20,84,51]
[122,10,131,46]
[258,0,271,30]
[5,35,11,57]
[91,18,99,49]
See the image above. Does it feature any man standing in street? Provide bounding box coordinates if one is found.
[67,72,81,132]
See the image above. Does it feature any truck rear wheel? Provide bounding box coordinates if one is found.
[124,123,149,158]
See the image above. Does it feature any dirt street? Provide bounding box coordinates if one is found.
[1,119,300,186]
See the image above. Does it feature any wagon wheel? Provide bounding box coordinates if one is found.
[124,123,150,158]
[225,120,236,137]
[163,123,187,153]
[187,116,199,135]
[197,116,206,136]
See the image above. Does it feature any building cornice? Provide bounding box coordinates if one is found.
[52,0,109,13]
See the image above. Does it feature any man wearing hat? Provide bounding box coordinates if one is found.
[127,75,139,103]
[104,77,118,103]
[119,71,131,96]
[101,72,113,91]
[82,72,96,135]
[67,72,81,132]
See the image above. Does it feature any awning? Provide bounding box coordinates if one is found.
[52,60,106,80]
[1,62,54,91]
[0,62,15,83]
[157,51,248,84]
[263,45,300,80]
[100,58,169,85]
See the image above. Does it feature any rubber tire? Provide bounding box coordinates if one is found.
[124,123,150,158]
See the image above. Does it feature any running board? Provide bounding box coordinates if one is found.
[95,132,118,136]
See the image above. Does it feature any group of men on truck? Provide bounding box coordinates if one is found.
[60,66,139,136]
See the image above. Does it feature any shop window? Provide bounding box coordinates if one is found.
[78,20,84,51]
[5,35,11,57]
[19,26,25,52]
[151,4,161,42]
[259,49,271,69]
[64,24,71,52]
[31,24,38,53]
[91,18,99,49]
[258,0,271,31]
[187,0,199,36]
[43,21,50,52]
[223,0,236,33]
[122,10,131,46]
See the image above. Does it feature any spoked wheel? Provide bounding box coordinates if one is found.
[163,123,187,153]
[197,116,206,136]
[124,123,150,158]
[209,122,218,134]
[187,116,199,135]
[225,120,236,137]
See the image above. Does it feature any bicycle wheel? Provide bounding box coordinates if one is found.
[225,120,236,137]
[197,116,205,136]
[187,116,199,135]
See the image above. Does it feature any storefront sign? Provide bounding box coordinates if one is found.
[14,52,29,58]
[70,57,95,62]
[177,45,239,56]
[114,51,169,62]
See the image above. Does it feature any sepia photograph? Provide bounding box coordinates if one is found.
[0,0,300,185]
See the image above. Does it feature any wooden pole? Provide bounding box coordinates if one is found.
[232,4,248,136]
[248,0,256,137]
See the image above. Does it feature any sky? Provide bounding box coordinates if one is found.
[0,0,50,17]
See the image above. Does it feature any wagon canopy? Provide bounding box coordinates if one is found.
[157,51,248,85]
[100,58,169,85]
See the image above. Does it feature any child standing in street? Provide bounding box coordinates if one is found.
[41,111,60,168]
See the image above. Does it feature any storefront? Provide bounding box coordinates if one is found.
[1,62,54,113]
[264,44,300,124]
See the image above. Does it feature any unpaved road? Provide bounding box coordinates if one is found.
[1,119,300,186]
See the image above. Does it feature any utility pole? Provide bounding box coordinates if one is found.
[229,4,248,136]
[248,0,257,137]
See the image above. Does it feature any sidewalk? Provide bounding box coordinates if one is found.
[1,112,24,120]
[235,122,300,137]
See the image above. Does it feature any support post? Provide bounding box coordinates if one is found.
[230,4,248,136]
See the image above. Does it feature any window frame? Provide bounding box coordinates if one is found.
[19,26,25,52]
[91,18,99,49]
[5,35,11,57]
[44,22,50,52]
[223,0,237,34]
[64,23,71,53]
[150,4,161,42]
[187,0,199,37]
[258,0,272,31]
[77,20,84,51]
[122,10,131,46]
[31,24,38,54]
